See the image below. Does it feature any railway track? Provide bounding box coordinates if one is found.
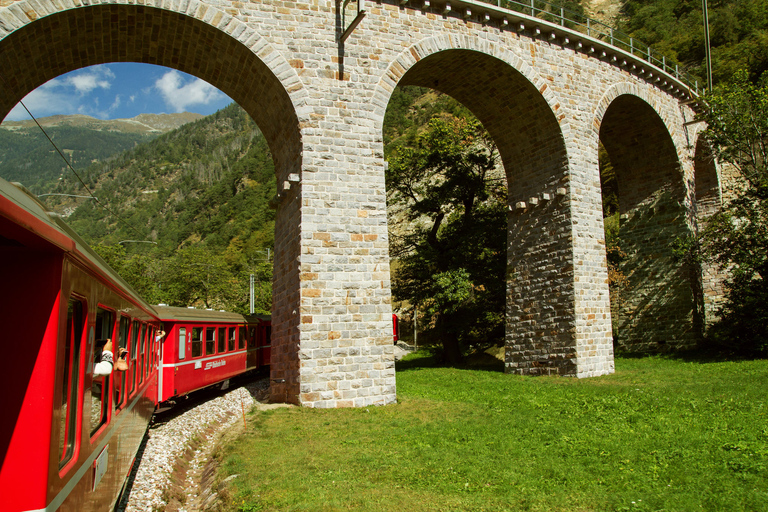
[117,377,272,512]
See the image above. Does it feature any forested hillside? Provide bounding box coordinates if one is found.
[616,0,768,85]
[42,103,276,314]
[0,112,201,191]
[0,127,158,191]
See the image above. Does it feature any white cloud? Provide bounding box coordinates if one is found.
[154,70,225,112]
[65,66,115,94]
[4,79,78,121]
[110,95,122,112]
[3,66,117,121]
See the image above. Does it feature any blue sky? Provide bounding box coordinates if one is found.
[4,63,234,122]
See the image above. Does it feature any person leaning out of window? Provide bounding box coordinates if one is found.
[94,339,129,376]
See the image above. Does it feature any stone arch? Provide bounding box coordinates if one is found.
[0,0,306,401]
[692,135,722,221]
[0,0,304,181]
[691,133,726,326]
[594,86,699,351]
[374,37,614,377]
[374,36,567,195]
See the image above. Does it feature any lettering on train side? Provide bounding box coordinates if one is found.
[204,360,226,370]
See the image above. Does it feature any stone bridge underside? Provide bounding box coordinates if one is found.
[0,0,720,407]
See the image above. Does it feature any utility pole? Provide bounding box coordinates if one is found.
[702,0,713,91]
[413,307,418,347]
[250,274,255,314]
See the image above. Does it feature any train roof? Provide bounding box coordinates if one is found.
[0,177,159,317]
[153,305,246,323]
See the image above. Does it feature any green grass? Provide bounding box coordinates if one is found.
[217,354,768,511]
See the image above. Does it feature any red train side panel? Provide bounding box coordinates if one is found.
[155,306,249,403]
[0,179,160,512]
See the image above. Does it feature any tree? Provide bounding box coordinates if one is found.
[697,69,768,355]
[387,114,507,363]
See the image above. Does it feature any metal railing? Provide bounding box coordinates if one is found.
[441,0,700,95]
[500,0,698,93]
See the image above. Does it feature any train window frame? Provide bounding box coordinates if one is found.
[191,327,203,358]
[150,328,155,369]
[129,320,140,395]
[90,306,115,440]
[147,327,154,378]
[115,316,131,411]
[179,327,187,360]
[228,327,236,352]
[205,327,216,356]
[238,326,246,350]
[218,327,226,353]
[138,323,147,385]
[58,295,86,474]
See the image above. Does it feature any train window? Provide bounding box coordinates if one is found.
[218,327,226,353]
[191,327,203,357]
[248,327,256,349]
[138,324,146,384]
[238,326,246,350]
[59,297,85,470]
[90,308,114,438]
[130,320,139,394]
[205,327,216,355]
[115,316,130,409]
[147,328,154,378]
[228,327,236,351]
[179,327,187,360]
[147,327,160,374]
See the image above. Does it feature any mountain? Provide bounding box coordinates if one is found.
[1,111,203,134]
[45,104,275,254]
[31,103,276,313]
[0,112,204,192]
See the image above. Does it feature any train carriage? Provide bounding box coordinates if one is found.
[155,305,249,404]
[0,178,160,512]
[0,177,273,511]
[244,314,272,370]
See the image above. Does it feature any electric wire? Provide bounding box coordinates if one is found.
[0,73,151,241]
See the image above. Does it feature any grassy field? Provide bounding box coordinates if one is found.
[216,353,768,511]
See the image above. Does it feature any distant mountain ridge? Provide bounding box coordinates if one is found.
[1,111,204,135]
[0,111,207,191]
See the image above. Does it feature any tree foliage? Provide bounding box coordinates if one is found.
[618,0,768,85]
[386,111,507,363]
[55,103,276,314]
[696,70,768,355]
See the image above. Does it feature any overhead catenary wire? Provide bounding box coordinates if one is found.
[0,72,152,242]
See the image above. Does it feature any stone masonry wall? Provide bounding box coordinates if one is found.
[0,0,707,404]
[600,94,699,351]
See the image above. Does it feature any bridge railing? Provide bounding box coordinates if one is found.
[471,0,701,95]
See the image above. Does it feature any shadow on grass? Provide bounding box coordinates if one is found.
[614,345,764,364]
[396,349,505,373]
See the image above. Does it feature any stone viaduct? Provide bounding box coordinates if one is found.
[0,0,722,407]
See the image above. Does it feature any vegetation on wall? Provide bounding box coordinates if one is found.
[692,70,768,356]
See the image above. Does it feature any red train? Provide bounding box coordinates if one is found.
[0,178,270,512]
[154,306,270,405]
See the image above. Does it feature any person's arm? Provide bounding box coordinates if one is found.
[94,339,114,376]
